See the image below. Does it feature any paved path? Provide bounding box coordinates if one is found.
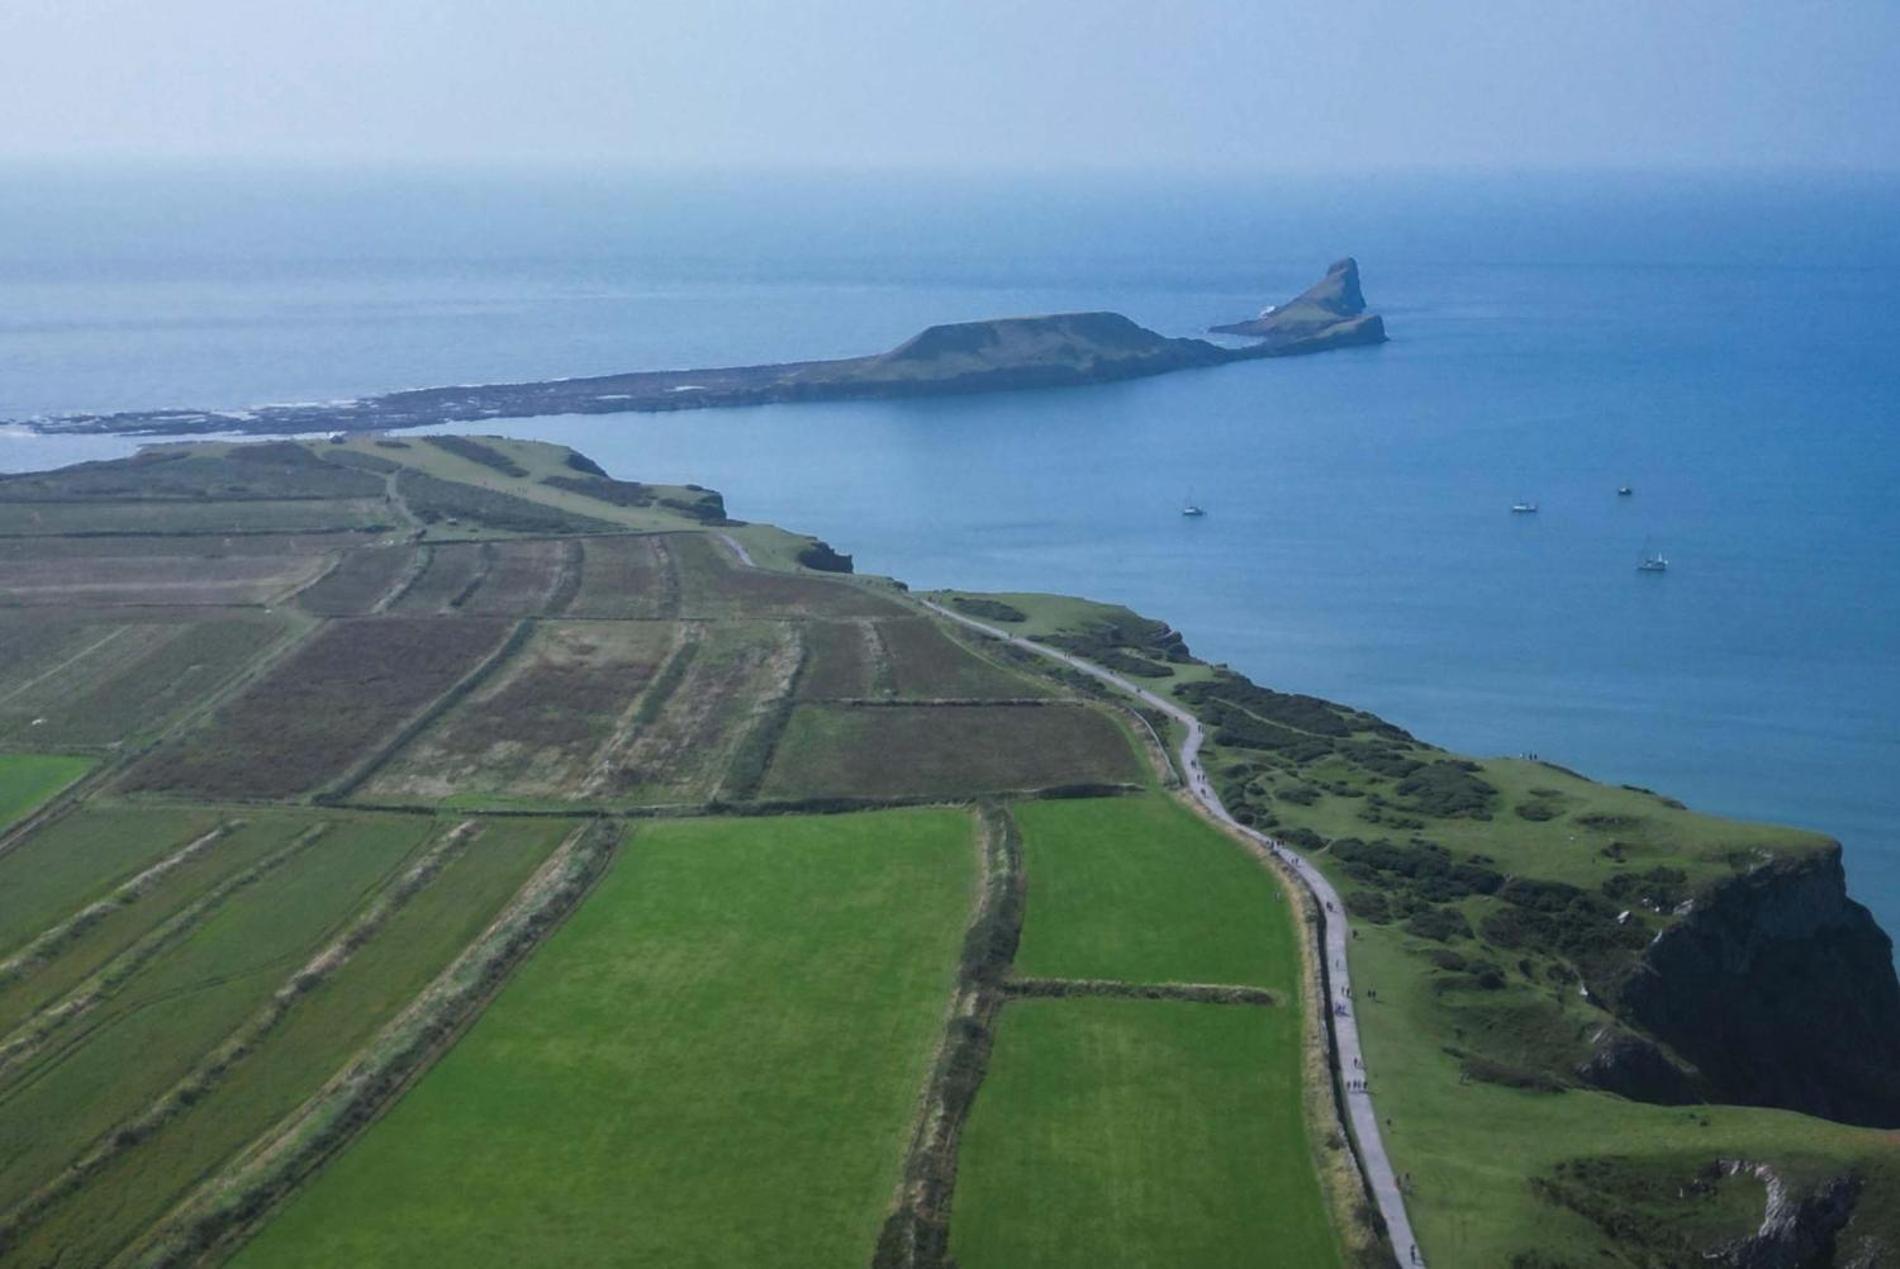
[923,598,1424,1266]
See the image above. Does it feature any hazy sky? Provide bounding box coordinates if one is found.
[2,0,1896,172]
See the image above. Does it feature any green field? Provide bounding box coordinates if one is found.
[1012,794,1298,989]
[0,813,432,1219]
[236,810,977,1269]
[5,816,574,1267]
[761,702,1143,801]
[953,998,1337,1269]
[0,754,94,833]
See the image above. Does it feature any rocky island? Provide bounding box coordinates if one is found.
[20,261,1386,438]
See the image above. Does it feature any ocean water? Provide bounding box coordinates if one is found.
[3,165,1897,940]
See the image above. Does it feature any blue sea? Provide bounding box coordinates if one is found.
[4,165,1897,940]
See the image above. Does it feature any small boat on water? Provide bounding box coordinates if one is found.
[1182,491,1206,517]
[1617,485,1634,497]
[1638,543,1668,573]
[1510,501,1538,514]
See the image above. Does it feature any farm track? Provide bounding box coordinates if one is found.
[0,821,484,1256]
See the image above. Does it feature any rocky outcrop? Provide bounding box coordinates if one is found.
[1211,257,1388,349]
[1615,846,1900,1128]
[1575,1027,1702,1105]
[1709,1163,1862,1269]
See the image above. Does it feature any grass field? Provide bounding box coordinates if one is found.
[387,542,489,612]
[0,548,326,607]
[672,532,903,620]
[0,813,431,1218]
[603,620,801,804]
[1011,794,1299,989]
[234,810,977,1269]
[296,544,418,615]
[760,702,1142,801]
[0,497,396,537]
[878,617,1050,699]
[123,616,512,799]
[4,816,574,1268]
[0,615,288,748]
[564,533,676,618]
[0,754,94,834]
[952,998,1337,1269]
[798,618,879,698]
[364,621,676,802]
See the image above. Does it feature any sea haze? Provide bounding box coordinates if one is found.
[4,164,1897,941]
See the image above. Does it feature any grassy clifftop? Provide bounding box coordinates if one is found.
[943,587,1899,1266]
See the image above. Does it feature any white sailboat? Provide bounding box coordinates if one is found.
[1182,491,1206,517]
[1637,540,1668,572]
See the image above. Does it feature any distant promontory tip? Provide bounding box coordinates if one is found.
[1212,256,1387,349]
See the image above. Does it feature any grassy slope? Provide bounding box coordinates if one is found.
[1012,793,1299,989]
[0,754,93,833]
[235,810,978,1269]
[953,999,1337,1269]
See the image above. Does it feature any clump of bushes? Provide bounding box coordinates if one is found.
[948,596,1027,623]
[423,434,530,477]
[1394,760,1497,819]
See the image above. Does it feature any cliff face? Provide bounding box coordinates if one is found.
[1614,846,1900,1128]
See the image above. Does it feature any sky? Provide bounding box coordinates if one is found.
[1,0,1896,172]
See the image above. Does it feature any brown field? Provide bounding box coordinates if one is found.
[296,544,419,615]
[0,549,325,607]
[388,543,488,612]
[565,535,676,619]
[0,614,288,747]
[602,620,803,804]
[457,539,570,615]
[759,701,1143,801]
[877,616,1049,699]
[798,619,880,699]
[670,533,903,620]
[363,621,677,801]
[122,615,512,799]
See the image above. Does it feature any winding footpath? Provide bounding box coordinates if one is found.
[922,597,1424,1266]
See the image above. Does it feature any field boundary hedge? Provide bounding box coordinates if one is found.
[873,805,1023,1269]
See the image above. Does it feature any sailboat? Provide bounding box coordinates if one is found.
[1182,491,1206,517]
[1637,541,1668,573]
[1510,500,1538,514]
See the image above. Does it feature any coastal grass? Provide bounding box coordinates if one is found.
[1011,794,1299,990]
[0,813,431,1217]
[1339,918,1897,1265]
[760,702,1144,802]
[672,532,903,620]
[232,809,977,1269]
[320,435,725,535]
[6,815,573,1268]
[951,997,1338,1269]
[0,754,94,834]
